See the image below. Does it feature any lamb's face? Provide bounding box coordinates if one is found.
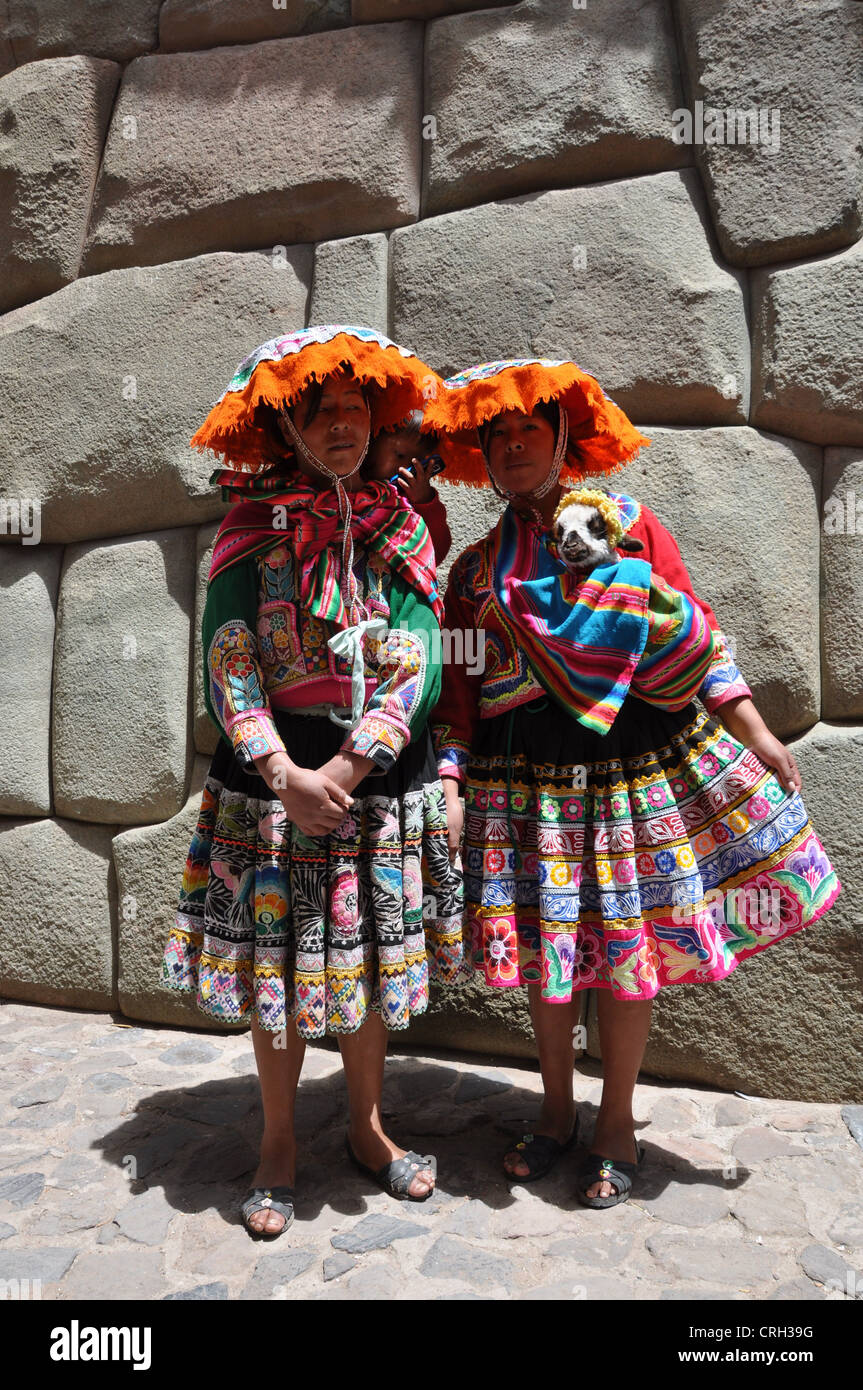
[553,502,617,572]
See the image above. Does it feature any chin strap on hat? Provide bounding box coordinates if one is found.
[278,402,371,627]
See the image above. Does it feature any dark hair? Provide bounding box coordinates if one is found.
[254,364,368,473]
[479,398,560,453]
[293,362,362,429]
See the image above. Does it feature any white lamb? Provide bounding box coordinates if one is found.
[552,487,644,573]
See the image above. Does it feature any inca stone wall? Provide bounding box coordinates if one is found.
[1,0,861,1102]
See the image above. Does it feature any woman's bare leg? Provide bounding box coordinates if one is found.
[584,991,653,1199]
[339,1010,434,1198]
[246,1016,306,1234]
[503,982,581,1177]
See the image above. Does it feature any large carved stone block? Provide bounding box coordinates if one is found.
[0,57,120,313]
[0,250,309,544]
[52,529,196,825]
[82,24,422,274]
[392,171,749,423]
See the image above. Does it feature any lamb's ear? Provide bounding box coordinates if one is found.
[617,534,644,553]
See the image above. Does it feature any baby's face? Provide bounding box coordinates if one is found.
[364,429,429,482]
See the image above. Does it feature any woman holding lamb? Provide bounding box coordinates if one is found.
[425,357,841,1209]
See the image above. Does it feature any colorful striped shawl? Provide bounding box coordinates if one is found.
[209,479,443,628]
[490,507,716,734]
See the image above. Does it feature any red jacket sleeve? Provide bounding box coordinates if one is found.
[413,491,452,565]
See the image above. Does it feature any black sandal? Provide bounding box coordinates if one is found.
[503,1114,579,1183]
[345,1137,437,1202]
[576,1143,646,1209]
[239,1185,295,1239]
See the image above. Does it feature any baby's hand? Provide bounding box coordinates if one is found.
[396,457,436,506]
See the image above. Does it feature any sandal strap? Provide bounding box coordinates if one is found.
[376,1152,436,1196]
[505,1121,578,1179]
[241,1185,295,1218]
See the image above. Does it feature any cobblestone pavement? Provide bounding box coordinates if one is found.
[1,1001,862,1302]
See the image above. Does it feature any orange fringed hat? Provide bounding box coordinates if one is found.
[421,357,651,487]
[191,324,443,472]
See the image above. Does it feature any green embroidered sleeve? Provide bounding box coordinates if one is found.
[201,559,288,769]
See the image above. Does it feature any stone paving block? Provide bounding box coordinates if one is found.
[732,1184,810,1238]
[828,1204,863,1250]
[0,57,120,313]
[164,1282,229,1299]
[331,1212,427,1253]
[83,24,422,273]
[322,1252,357,1282]
[160,0,351,51]
[752,238,863,446]
[842,1106,863,1149]
[52,530,195,824]
[0,818,116,1012]
[0,1171,45,1208]
[635,1181,732,1228]
[392,170,749,420]
[310,233,389,335]
[798,1242,862,1297]
[0,544,62,816]
[112,1187,176,1245]
[59,1248,166,1299]
[645,1232,781,1286]
[0,251,307,545]
[419,1235,517,1291]
[241,1248,317,1299]
[732,1128,808,1165]
[0,1246,77,1284]
[676,0,862,265]
[425,0,689,215]
[821,449,863,720]
[11,1077,67,1108]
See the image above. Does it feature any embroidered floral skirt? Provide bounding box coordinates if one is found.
[160,713,467,1038]
[464,694,841,1001]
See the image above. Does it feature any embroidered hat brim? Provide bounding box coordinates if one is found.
[191,325,442,473]
[421,357,651,487]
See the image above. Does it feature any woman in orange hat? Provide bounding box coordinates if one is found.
[161,326,467,1237]
[425,357,840,1209]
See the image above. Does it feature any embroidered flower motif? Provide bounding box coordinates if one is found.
[255,890,287,929]
[486,848,505,873]
[615,860,635,884]
[728,810,749,834]
[330,876,359,929]
[562,797,583,818]
[636,853,656,876]
[595,860,613,885]
[484,921,519,983]
[693,831,715,857]
[712,822,731,844]
[676,846,695,869]
[572,931,603,985]
[764,780,787,804]
[647,784,667,807]
[747,795,770,820]
[654,849,677,875]
[550,862,571,887]
[786,838,831,885]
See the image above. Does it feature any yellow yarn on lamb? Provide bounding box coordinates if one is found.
[553,488,625,548]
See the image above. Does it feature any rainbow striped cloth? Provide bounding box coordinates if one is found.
[491,508,716,734]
